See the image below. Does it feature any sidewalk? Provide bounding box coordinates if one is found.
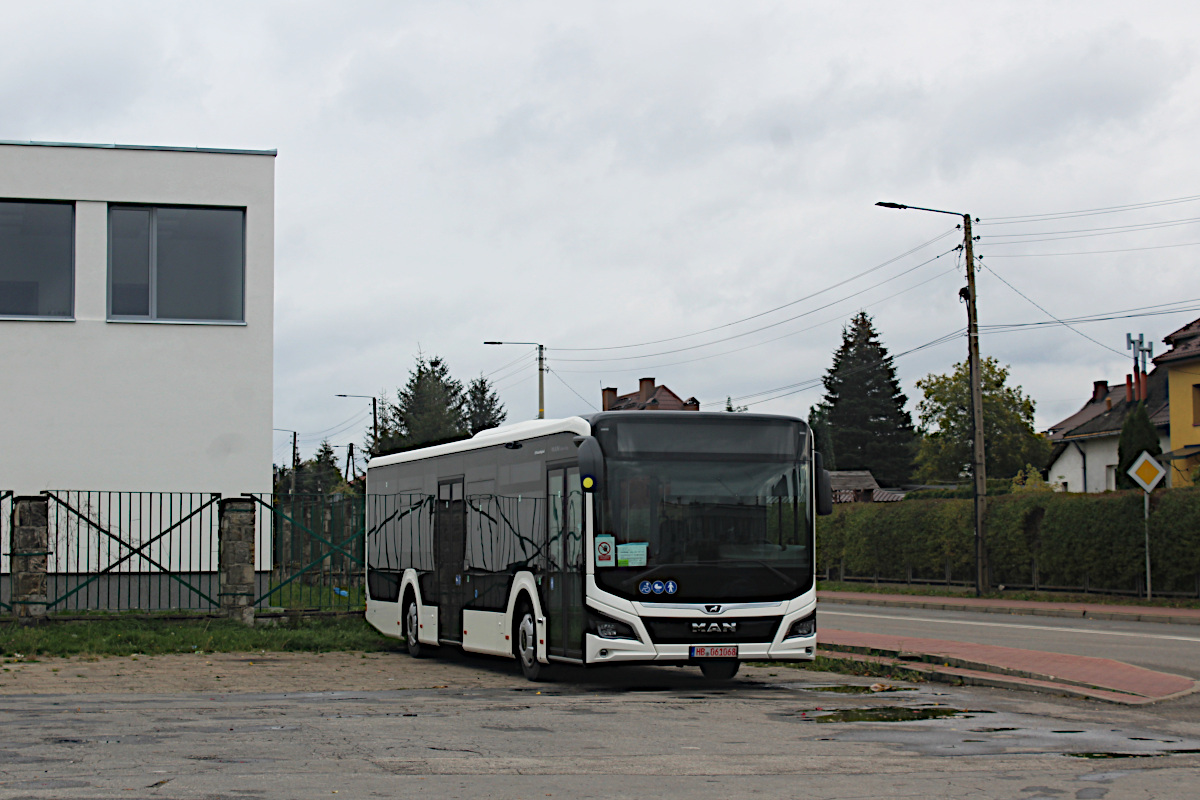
[820,589,1200,625]
[815,591,1200,704]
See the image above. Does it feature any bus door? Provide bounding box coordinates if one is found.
[547,466,585,659]
[435,479,465,643]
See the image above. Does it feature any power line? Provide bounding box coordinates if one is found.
[982,240,1200,258]
[978,260,1126,358]
[552,228,957,352]
[553,262,963,376]
[553,246,959,363]
[483,347,535,379]
[980,215,1200,243]
[546,367,599,411]
[979,193,1200,225]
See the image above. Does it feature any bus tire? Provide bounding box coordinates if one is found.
[699,660,740,681]
[403,594,425,658]
[513,600,546,681]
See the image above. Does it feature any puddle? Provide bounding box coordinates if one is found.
[971,727,1018,732]
[810,706,978,723]
[1067,752,1169,760]
[811,685,916,695]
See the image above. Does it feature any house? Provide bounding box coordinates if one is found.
[1153,318,1200,487]
[1046,370,1171,493]
[829,471,904,503]
[0,140,275,497]
[601,378,700,411]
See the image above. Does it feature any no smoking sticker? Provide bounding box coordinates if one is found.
[595,534,615,567]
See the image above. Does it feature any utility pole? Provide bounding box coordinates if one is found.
[877,201,988,595]
[291,431,298,497]
[345,442,355,480]
[485,341,546,419]
[336,394,379,450]
[537,344,545,420]
[962,213,989,595]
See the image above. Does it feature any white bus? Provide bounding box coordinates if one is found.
[364,411,832,681]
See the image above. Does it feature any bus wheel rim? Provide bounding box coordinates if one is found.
[518,614,536,666]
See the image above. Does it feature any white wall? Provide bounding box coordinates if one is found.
[1048,430,1173,493]
[0,143,274,496]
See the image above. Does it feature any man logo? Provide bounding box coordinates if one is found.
[704,604,722,613]
[691,622,737,634]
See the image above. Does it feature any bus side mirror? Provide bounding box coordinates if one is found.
[815,451,833,516]
[574,435,603,493]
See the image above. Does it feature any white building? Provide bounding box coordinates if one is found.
[1045,373,1171,493]
[0,141,275,497]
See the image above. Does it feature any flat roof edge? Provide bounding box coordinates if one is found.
[0,140,277,156]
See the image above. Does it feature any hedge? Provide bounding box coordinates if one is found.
[817,488,1200,596]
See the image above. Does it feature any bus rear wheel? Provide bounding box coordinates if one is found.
[699,660,740,681]
[513,603,546,681]
[404,596,425,658]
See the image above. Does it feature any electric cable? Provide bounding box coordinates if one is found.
[552,229,957,352]
[546,367,599,411]
[978,193,1200,225]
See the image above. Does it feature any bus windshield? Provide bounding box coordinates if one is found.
[592,417,812,603]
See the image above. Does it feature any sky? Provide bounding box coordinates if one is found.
[6,1,1200,469]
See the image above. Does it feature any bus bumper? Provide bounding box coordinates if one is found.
[584,632,817,664]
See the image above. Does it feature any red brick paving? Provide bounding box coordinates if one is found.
[820,627,1197,703]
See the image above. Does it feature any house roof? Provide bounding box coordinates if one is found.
[1044,381,1126,440]
[1153,316,1200,366]
[1059,368,1168,441]
[609,384,696,411]
[829,471,880,491]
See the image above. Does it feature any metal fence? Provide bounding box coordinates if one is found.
[249,493,366,612]
[1,490,12,611]
[44,491,222,612]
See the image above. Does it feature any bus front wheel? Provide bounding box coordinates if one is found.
[404,596,425,658]
[699,660,740,681]
[513,603,546,681]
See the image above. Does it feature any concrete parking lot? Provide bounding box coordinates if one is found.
[3,649,1200,799]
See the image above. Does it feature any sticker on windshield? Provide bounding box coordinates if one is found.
[639,581,653,595]
[617,542,648,567]
[665,580,678,594]
[651,580,665,594]
[595,534,615,568]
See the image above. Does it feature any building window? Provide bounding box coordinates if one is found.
[0,200,74,319]
[1193,384,1200,427]
[109,205,245,323]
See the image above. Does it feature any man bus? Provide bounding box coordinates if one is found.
[364,410,832,681]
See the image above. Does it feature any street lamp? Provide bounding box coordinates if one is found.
[484,341,545,419]
[876,201,988,596]
[335,394,379,448]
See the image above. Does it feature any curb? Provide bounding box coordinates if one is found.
[819,592,1200,626]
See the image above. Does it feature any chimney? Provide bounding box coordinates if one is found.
[683,397,700,411]
[1092,380,1108,403]
[601,387,617,411]
[1125,374,1133,403]
[1140,370,1148,402]
[639,377,655,404]
[1106,397,1113,410]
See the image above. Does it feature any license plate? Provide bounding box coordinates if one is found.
[690,645,738,658]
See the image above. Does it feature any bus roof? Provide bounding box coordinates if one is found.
[365,411,807,471]
[366,416,592,470]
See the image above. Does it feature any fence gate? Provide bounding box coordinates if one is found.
[249,493,365,611]
[44,491,221,612]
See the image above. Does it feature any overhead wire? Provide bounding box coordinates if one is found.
[982,240,1200,258]
[553,246,960,363]
[978,193,1200,225]
[552,228,958,352]
[980,216,1200,244]
[546,367,599,411]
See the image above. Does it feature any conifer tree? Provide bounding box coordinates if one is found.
[819,312,914,486]
[372,354,467,455]
[465,374,507,435]
[1116,402,1162,490]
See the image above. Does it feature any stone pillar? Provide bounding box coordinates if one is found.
[12,496,49,622]
[219,497,256,625]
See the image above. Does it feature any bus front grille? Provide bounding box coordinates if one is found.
[641,616,782,645]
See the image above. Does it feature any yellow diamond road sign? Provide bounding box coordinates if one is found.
[1128,451,1166,493]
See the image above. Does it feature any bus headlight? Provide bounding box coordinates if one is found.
[587,609,640,641]
[784,613,816,639]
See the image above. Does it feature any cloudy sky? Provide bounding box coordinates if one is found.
[7,1,1200,468]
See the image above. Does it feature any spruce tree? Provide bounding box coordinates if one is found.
[373,354,468,455]
[1117,402,1162,490]
[465,374,507,435]
[819,312,914,486]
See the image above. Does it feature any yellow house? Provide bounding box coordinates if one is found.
[1154,318,1200,486]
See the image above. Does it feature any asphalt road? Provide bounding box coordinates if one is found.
[819,602,1200,679]
[4,657,1200,800]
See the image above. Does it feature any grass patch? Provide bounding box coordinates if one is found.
[817,580,1200,609]
[0,616,401,658]
[756,656,926,683]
